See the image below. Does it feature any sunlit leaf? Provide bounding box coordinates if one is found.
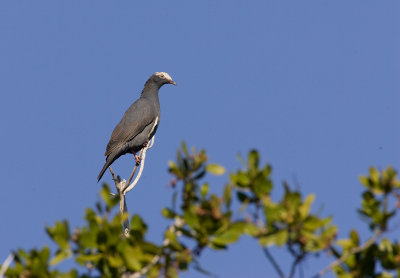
[200,183,209,198]
[50,250,71,266]
[120,245,142,271]
[100,184,119,210]
[350,229,359,246]
[223,185,232,207]
[46,221,70,251]
[211,222,246,245]
[299,194,315,220]
[259,230,288,246]
[162,208,176,219]
[248,150,259,171]
[206,163,226,175]
[75,253,102,265]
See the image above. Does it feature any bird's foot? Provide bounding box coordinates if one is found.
[134,154,141,165]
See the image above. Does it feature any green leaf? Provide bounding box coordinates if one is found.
[107,254,123,267]
[248,150,259,171]
[46,221,70,251]
[244,223,260,237]
[58,270,78,278]
[303,216,331,231]
[100,184,119,210]
[336,239,354,250]
[378,272,394,278]
[200,183,209,198]
[206,163,226,175]
[50,250,71,265]
[262,164,272,177]
[165,229,184,251]
[359,176,370,187]
[209,241,227,250]
[259,230,288,247]
[79,227,98,248]
[183,206,199,228]
[349,229,359,246]
[168,161,182,178]
[370,167,379,183]
[167,266,179,278]
[162,208,175,219]
[237,192,250,203]
[231,171,250,187]
[223,185,232,207]
[193,170,206,180]
[181,141,189,156]
[378,237,393,253]
[211,232,239,246]
[119,245,142,271]
[253,175,272,197]
[299,194,315,220]
[75,253,102,265]
[130,214,147,235]
[211,222,246,245]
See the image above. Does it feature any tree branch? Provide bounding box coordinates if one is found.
[0,253,14,277]
[262,247,285,278]
[289,253,305,278]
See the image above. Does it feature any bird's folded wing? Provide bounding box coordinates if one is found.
[105,99,155,156]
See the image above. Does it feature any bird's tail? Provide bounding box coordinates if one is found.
[97,152,120,182]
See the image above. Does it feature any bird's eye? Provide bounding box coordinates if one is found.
[160,74,165,78]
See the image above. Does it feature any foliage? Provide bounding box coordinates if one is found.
[2,143,400,277]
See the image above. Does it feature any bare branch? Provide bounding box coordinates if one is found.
[0,253,14,277]
[289,253,305,278]
[262,247,286,278]
[108,166,118,186]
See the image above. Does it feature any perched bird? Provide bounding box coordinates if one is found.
[97,72,176,182]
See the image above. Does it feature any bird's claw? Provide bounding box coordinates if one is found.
[135,156,141,165]
[134,154,141,165]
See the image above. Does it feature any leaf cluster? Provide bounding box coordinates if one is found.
[2,143,400,278]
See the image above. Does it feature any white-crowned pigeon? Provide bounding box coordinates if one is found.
[97,72,176,182]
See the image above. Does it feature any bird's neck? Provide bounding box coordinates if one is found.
[140,82,161,103]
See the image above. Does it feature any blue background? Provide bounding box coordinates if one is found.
[0,1,399,277]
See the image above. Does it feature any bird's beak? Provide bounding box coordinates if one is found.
[170,80,177,86]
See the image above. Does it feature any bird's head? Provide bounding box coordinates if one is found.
[152,72,177,86]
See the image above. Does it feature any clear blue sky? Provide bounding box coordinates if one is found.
[0,1,399,277]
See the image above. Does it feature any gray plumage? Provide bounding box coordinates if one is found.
[97,72,176,182]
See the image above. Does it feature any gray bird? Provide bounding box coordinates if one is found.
[97,72,176,182]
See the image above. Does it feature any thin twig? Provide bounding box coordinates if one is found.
[108,166,117,185]
[312,230,383,278]
[0,253,14,278]
[289,253,305,278]
[262,247,285,278]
